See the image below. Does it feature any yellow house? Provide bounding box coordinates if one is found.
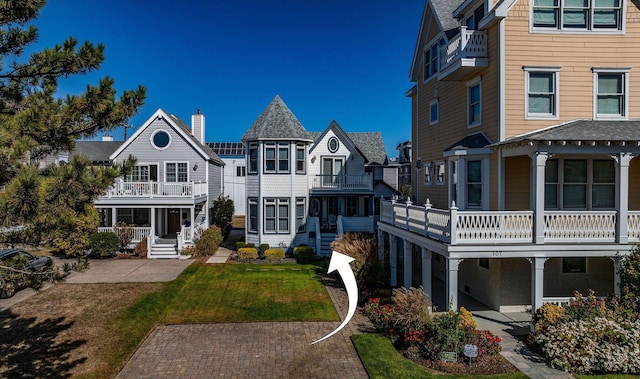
[379,0,640,314]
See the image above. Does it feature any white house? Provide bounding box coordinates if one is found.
[208,142,246,216]
[90,108,224,258]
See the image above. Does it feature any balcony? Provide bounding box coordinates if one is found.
[309,174,373,192]
[100,181,208,199]
[380,200,640,245]
[439,27,488,81]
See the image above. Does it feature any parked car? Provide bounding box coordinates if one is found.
[0,248,53,298]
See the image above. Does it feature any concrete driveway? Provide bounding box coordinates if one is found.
[0,257,193,310]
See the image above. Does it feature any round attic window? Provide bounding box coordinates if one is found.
[327,137,339,153]
[151,130,171,150]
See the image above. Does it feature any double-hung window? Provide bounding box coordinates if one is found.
[265,198,289,234]
[128,165,149,182]
[166,162,188,182]
[248,142,258,173]
[248,198,258,233]
[296,144,306,174]
[264,142,290,173]
[467,79,481,127]
[525,67,560,119]
[424,162,433,185]
[466,160,483,208]
[429,100,439,124]
[278,143,289,172]
[532,0,623,31]
[423,38,444,82]
[435,161,446,185]
[295,197,305,233]
[594,68,629,119]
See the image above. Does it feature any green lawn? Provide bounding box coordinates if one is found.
[351,334,528,379]
[93,262,338,378]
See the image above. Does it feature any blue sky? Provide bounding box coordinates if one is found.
[33,0,423,157]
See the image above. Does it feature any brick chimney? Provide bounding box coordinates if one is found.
[191,108,205,144]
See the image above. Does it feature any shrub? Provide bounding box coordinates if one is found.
[259,243,270,255]
[210,195,234,239]
[620,246,640,296]
[193,226,223,256]
[532,303,565,333]
[535,318,640,374]
[134,238,148,258]
[237,247,258,260]
[390,286,433,331]
[473,329,502,358]
[564,290,607,321]
[264,248,285,260]
[330,233,383,286]
[88,231,120,258]
[235,241,246,251]
[114,222,135,249]
[293,245,314,263]
[458,307,477,330]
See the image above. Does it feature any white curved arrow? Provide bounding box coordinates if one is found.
[312,251,358,344]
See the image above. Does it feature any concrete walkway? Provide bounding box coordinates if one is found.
[65,258,193,283]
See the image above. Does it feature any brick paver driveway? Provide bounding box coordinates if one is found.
[116,278,370,379]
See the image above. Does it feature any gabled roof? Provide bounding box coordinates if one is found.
[110,108,224,165]
[445,132,492,151]
[71,141,122,162]
[309,121,388,166]
[491,119,640,149]
[409,0,464,82]
[241,95,313,142]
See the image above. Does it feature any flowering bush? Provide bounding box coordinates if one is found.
[535,318,640,374]
[361,288,502,363]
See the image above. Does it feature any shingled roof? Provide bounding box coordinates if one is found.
[308,129,388,166]
[241,95,313,142]
[72,141,122,162]
[432,0,463,38]
[166,112,224,165]
[491,119,640,149]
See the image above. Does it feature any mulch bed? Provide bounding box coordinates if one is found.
[408,353,519,375]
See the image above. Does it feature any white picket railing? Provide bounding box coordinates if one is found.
[309,174,372,191]
[98,226,152,243]
[440,27,488,70]
[380,199,630,245]
[102,181,207,198]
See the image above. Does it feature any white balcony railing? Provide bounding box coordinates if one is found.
[98,226,152,244]
[440,26,488,71]
[309,174,372,191]
[380,199,634,246]
[101,180,207,198]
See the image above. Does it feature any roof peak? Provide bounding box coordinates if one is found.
[241,96,313,142]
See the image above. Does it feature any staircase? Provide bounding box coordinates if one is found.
[319,233,337,257]
[148,241,179,259]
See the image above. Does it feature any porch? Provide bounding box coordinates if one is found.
[308,174,373,192]
[439,26,488,80]
[101,180,208,198]
[380,199,640,245]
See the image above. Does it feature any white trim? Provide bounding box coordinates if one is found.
[524,66,561,120]
[435,160,446,186]
[467,77,482,128]
[592,67,630,120]
[110,108,212,161]
[424,162,433,186]
[529,0,626,34]
[150,129,172,150]
[422,36,443,84]
[164,161,189,183]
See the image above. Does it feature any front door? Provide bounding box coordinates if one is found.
[167,209,181,234]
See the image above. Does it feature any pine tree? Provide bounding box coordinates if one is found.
[0,0,146,289]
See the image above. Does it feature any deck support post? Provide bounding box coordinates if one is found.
[421,248,432,300]
[404,239,412,288]
[447,258,461,310]
[389,235,397,287]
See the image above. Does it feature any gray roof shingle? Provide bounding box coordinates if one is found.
[166,112,225,165]
[445,132,492,151]
[72,141,122,162]
[241,95,313,142]
[432,0,463,37]
[308,130,388,166]
[492,119,640,148]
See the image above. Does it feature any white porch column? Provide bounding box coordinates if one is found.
[389,235,398,287]
[421,248,432,299]
[377,231,385,264]
[531,152,549,244]
[190,206,195,239]
[111,207,117,227]
[610,256,622,298]
[530,257,546,315]
[447,258,460,310]
[150,207,156,238]
[615,153,633,244]
[404,239,412,288]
